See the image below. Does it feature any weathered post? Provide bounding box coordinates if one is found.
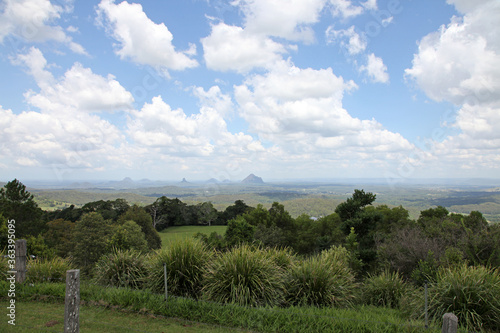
[64,269,80,333]
[442,313,458,333]
[15,239,27,283]
[164,263,168,302]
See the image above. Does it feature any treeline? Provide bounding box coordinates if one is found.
[1,179,500,278]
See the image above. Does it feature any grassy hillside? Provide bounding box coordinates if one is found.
[159,225,227,246]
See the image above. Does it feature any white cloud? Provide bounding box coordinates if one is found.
[359,53,389,83]
[234,60,411,157]
[328,0,365,18]
[326,25,367,55]
[0,0,86,54]
[96,0,198,73]
[235,0,326,43]
[0,47,136,175]
[14,47,134,114]
[405,0,500,173]
[201,22,287,73]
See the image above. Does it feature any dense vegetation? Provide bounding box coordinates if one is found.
[1,179,500,332]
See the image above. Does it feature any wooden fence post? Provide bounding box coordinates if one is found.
[64,269,80,333]
[15,239,27,283]
[442,313,458,333]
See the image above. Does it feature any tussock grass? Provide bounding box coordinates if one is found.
[26,256,72,283]
[360,270,409,308]
[148,238,213,298]
[202,244,285,307]
[284,248,356,307]
[428,264,500,332]
[93,248,148,289]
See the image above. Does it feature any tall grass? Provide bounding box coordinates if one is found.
[360,270,409,308]
[26,257,72,283]
[148,238,213,298]
[93,248,148,289]
[202,244,285,307]
[284,248,356,307]
[428,264,500,331]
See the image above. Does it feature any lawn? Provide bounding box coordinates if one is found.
[159,225,227,247]
[0,301,245,333]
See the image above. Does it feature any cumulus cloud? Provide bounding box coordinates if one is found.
[359,53,389,83]
[325,25,367,55]
[235,0,326,43]
[0,47,134,174]
[234,60,411,157]
[405,0,500,173]
[96,0,198,74]
[0,0,86,54]
[14,47,134,113]
[328,0,365,18]
[201,22,287,73]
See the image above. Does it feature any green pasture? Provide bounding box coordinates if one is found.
[159,225,227,247]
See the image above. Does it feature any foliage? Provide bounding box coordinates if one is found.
[43,218,75,257]
[93,248,148,289]
[194,231,226,251]
[0,179,45,237]
[202,245,284,307]
[26,234,55,259]
[148,238,213,298]
[72,212,113,274]
[428,264,500,332]
[118,204,162,250]
[110,220,149,253]
[284,247,355,307]
[360,270,409,308]
[224,216,255,247]
[26,256,72,283]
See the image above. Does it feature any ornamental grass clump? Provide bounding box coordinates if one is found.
[148,238,213,299]
[360,270,409,308]
[284,248,356,307]
[93,248,148,289]
[26,256,72,283]
[428,264,500,332]
[202,244,285,307]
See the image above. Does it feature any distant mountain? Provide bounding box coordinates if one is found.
[206,178,219,184]
[181,178,189,183]
[241,174,264,184]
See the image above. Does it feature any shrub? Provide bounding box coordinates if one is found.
[202,244,284,307]
[428,264,500,331]
[93,248,148,289]
[284,249,355,307]
[148,238,213,298]
[26,256,72,283]
[360,270,408,308]
[263,246,296,270]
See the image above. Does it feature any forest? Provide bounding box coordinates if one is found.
[1,179,500,331]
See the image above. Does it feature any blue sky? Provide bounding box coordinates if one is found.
[0,0,499,183]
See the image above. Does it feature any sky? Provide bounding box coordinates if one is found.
[0,0,499,183]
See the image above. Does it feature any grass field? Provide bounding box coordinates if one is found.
[0,301,244,333]
[159,226,227,247]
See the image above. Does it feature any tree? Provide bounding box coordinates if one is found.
[224,217,255,247]
[72,212,112,274]
[44,218,75,257]
[0,179,44,237]
[335,189,376,222]
[110,220,148,252]
[218,200,251,224]
[118,205,161,250]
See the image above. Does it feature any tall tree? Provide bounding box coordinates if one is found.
[118,205,161,250]
[0,179,44,237]
[72,212,112,274]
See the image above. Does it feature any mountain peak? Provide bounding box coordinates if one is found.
[241,174,264,184]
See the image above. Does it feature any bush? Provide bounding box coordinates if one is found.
[202,244,284,307]
[93,248,148,289]
[428,264,500,332]
[26,256,72,283]
[360,270,409,308]
[284,249,355,307]
[148,238,213,298]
